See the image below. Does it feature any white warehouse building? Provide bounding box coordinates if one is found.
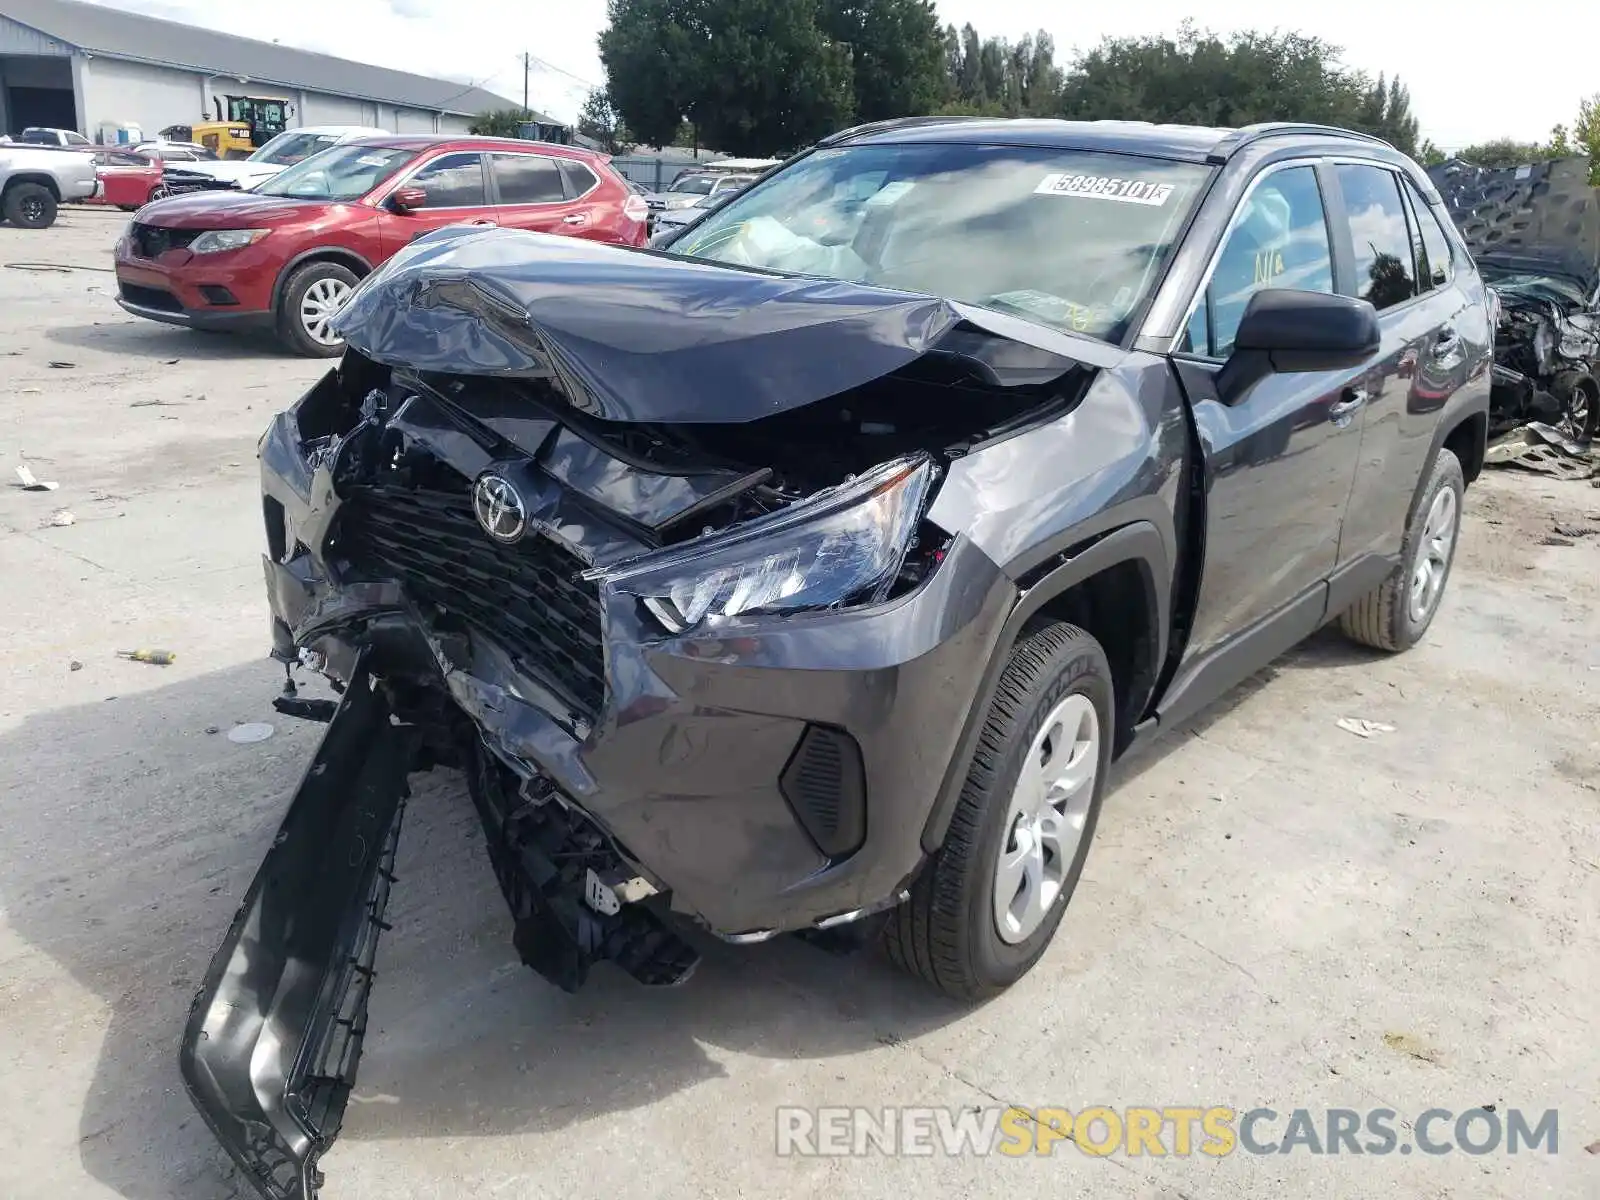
[0,0,526,142]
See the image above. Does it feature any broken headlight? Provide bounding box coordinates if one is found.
[588,455,935,634]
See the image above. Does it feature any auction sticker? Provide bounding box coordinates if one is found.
[1035,173,1175,205]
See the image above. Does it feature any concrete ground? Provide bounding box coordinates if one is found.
[2,208,1597,1200]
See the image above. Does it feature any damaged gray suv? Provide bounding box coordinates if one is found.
[183,118,1493,1198]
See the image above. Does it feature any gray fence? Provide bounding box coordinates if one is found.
[609,154,721,191]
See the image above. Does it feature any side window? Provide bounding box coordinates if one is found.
[408,152,487,208]
[1193,165,1334,358]
[1334,164,1417,311]
[558,160,598,197]
[490,153,565,204]
[1400,177,1454,291]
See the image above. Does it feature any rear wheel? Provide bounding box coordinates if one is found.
[885,621,1114,1000]
[3,182,58,230]
[1339,448,1464,652]
[276,261,359,358]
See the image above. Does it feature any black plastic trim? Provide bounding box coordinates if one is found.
[780,724,868,858]
[178,657,414,1200]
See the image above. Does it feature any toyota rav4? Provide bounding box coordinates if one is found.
[181,118,1491,1199]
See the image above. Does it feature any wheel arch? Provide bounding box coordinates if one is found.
[2,173,62,201]
[920,521,1170,852]
[270,247,374,313]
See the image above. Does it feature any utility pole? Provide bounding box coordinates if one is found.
[523,52,530,116]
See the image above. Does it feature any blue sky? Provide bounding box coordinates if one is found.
[101,0,1589,147]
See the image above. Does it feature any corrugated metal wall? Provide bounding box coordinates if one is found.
[79,55,201,136]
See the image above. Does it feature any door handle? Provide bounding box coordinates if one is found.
[562,213,589,225]
[1329,388,1368,424]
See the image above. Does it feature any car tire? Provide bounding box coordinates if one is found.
[1339,448,1465,653]
[275,261,360,358]
[1553,372,1599,444]
[885,621,1114,1001]
[3,182,58,230]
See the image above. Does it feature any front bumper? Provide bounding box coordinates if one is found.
[114,234,279,329]
[259,382,1015,939]
[180,657,413,1200]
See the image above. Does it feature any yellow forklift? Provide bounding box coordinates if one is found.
[192,94,292,158]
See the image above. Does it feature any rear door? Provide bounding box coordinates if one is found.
[1333,164,1476,564]
[487,151,591,235]
[1171,161,1370,662]
[374,151,497,252]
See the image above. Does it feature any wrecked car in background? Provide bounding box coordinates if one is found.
[1428,156,1600,457]
[183,119,1494,1198]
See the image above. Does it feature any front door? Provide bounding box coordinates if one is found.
[1172,162,1369,661]
[375,151,497,252]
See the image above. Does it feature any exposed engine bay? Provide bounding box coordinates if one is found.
[1427,157,1600,447]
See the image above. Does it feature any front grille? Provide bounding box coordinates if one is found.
[131,223,201,259]
[118,282,182,312]
[336,484,606,722]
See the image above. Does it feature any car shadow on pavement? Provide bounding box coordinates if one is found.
[46,320,290,363]
[0,661,965,1200]
[1109,625,1385,793]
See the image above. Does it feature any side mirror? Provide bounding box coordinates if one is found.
[1216,289,1380,405]
[388,186,427,214]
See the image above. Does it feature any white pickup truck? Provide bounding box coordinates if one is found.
[0,143,97,229]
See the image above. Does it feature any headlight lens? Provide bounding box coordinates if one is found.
[587,455,935,634]
[189,228,269,254]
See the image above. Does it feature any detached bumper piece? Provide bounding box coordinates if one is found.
[465,741,699,993]
[179,659,416,1200]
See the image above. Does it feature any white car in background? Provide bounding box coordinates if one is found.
[157,126,388,195]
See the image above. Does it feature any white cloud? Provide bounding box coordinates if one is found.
[94,0,1588,146]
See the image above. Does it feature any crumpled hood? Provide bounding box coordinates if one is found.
[330,225,1121,425]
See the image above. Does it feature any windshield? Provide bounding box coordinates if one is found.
[249,130,347,165]
[668,143,1210,343]
[256,145,415,201]
[668,174,716,195]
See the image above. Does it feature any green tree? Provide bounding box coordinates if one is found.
[577,88,630,153]
[1417,138,1447,167]
[1055,23,1419,155]
[821,0,945,123]
[600,0,853,155]
[598,0,704,149]
[1574,94,1600,185]
[1456,138,1551,167]
[469,108,529,137]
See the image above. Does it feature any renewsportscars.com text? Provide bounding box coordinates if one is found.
[775,1105,1560,1157]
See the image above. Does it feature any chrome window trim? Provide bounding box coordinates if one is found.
[375,150,490,212]
[373,149,600,212]
[1171,156,1334,361]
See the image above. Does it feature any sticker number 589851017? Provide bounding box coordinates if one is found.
[1034,174,1176,206]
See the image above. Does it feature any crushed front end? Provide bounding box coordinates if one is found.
[188,227,1126,1196]
[1426,157,1599,445]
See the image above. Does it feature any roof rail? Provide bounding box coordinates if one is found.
[1207,122,1394,164]
[818,114,989,146]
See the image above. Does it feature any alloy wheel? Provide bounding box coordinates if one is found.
[1407,485,1458,624]
[1559,380,1597,444]
[299,277,354,347]
[20,196,45,223]
[992,693,1100,945]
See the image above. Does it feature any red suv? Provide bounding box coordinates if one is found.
[113,136,649,356]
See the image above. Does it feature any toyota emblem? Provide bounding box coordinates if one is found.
[472,474,527,544]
